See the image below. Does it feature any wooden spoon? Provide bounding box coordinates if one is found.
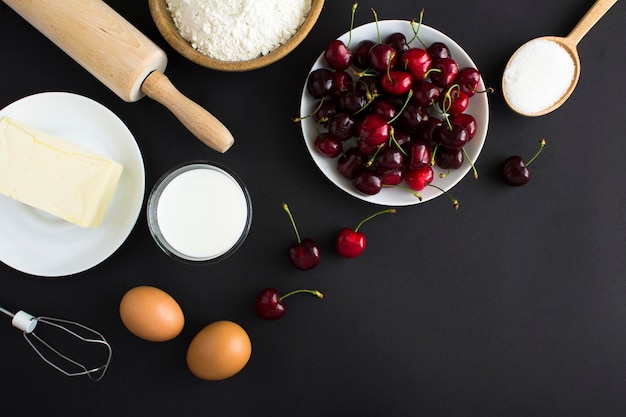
[502,0,618,116]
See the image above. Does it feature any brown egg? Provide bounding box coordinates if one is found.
[186,320,252,380]
[119,286,185,342]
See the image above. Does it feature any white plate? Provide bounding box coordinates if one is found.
[0,92,145,277]
[300,20,489,206]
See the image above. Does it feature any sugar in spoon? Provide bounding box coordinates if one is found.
[502,0,618,116]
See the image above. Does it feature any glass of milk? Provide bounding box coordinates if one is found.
[147,161,252,263]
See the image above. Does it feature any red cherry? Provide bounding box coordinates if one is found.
[501,156,530,186]
[435,146,464,170]
[413,117,443,149]
[455,67,481,97]
[393,129,412,148]
[371,99,397,121]
[427,42,451,60]
[353,170,383,195]
[449,113,477,140]
[338,90,368,114]
[288,238,320,271]
[429,57,459,89]
[380,70,413,96]
[501,139,546,186]
[380,168,404,186]
[306,68,333,99]
[435,124,468,149]
[328,112,356,141]
[440,86,469,116]
[335,228,365,258]
[404,165,434,191]
[330,70,354,99]
[384,32,410,56]
[313,100,337,125]
[337,148,366,179]
[356,137,383,156]
[354,76,381,98]
[324,39,354,71]
[369,43,398,73]
[283,203,320,270]
[411,80,440,108]
[327,2,358,69]
[373,147,404,173]
[354,40,376,68]
[255,288,284,319]
[397,104,430,131]
[336,208,396,258]
[403,140,432,170]
[314,133,342,158]
[400,47,432,80]
[255,288,323,320]
[357,114,391,147]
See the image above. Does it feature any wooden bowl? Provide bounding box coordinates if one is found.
[148,0,325,72]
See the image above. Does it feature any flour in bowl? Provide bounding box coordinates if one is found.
[166,0,313,61]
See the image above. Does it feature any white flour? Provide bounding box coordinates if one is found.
[503,39,575,114]
[166,0,312,61]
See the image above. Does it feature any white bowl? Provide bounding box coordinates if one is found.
[299,20,489,206]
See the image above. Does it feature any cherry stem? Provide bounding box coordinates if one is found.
[430,143,438,166]
[349,67,379,78]
[347,3,358,48]
[282,203,302,243]
[427,184,459,209]
[525,139,547,166]
[314,118,326,136]
[354,208,396,232]
[385,51,396,82]
[423,67,441,79]
[371,8,381,44]
[461,147,479,179]
[441,84,460,115]
[388,88,413,125]
[409,9,427,48]
[383,184,422,200]
[355,79,376,101]
[279,289,324,301]
[365,144,385,167]
[389,130,408,156]
[293,97,326,123]
[473,86,495,95]
[352,90,379,116]
[438,83,461,130]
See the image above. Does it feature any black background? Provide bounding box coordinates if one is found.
[1,1,625,416]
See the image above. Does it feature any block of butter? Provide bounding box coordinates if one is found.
[0,116,123,228]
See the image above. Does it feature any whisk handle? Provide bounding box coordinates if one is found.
[12,311,38,333]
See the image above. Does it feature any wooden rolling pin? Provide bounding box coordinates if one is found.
[4,0,234,153]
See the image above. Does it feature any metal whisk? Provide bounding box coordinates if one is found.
[1,306,112,381]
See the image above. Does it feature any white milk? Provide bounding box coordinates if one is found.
[152,164,250,261]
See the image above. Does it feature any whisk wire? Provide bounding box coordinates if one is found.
[25,316,112,382]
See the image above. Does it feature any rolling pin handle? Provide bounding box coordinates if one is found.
[141,71,234,153]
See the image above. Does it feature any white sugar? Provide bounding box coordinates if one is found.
[503,39,575,114]
[166,0,312,61]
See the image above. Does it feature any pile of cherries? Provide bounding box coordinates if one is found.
[303,16,484,198]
